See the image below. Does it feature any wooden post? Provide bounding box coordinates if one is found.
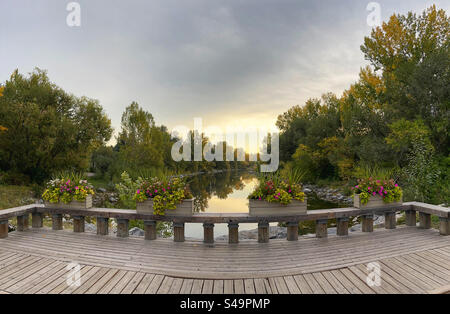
[439,217,449,236]
[116,219,129,238]
[336,217,349,236]
[316,219,328,238]
[173,222,185,242]
[258,222,269,243]
[419,212,431,229]
[361,214,373,232]
[17,215,29,231]
[405,210,416,227]
[203,223,214,244]
[144,220,157,240]
[384,211,396,229]
[32,212,43,228]
[286,222,298,241]
[0,220,8,238]
[228,222,239,244]
[96,217,109,235]
[73,216,85,233]
[52,214,63,230]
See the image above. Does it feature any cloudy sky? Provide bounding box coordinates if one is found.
[1,0,448,142]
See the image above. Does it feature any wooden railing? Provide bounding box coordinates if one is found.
[0,202,449,243]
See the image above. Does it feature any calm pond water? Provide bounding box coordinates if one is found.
[184,171,340,239]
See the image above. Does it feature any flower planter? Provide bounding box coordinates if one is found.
[353,194,402,209]
[249,199,307,216]
[136,199,194,216]
[44,194,93,210]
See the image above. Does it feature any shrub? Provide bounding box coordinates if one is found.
[352,178,402,205]
[133,177,192,215]
[42,177,94,203]
[248,172,305,205]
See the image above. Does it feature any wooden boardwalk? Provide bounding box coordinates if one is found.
[0,226,449,294]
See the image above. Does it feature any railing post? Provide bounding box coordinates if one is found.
[286,222,298,241]
[32,212,43,228]
[96,217,109,235]
[257,222,269,243]
[144,220,157,240]
[361,214,374,232]
[336,217,349,236]
[228,222,239,244]
[384,211,396,229]
[173,222,185,242]
[316,219,328,238]
[439,217,449,236]
[0,220,8,238]
[203,223,214,244]
[116,219,129,238]
[419,212,431,229]
[405,210,416,226]
[17,215,29,231]
[52,214,63,230]
[73,215,85,233]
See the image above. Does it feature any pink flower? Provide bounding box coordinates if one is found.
[373,192,376,196]
[395,184,398,187]
[75,186,79,190]
[155,189,158,193]
[137,189,140,194]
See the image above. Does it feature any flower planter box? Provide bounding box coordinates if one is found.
[353,194,402,209]
[44,194,93,210]
[249,199,307,216]
[136,199,194,216]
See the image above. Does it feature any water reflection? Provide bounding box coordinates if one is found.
[184,170,345,239]
[189,171,256,213]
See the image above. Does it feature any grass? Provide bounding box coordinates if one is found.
[0,185,34,210]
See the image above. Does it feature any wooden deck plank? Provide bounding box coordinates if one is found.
[293,274,313,294]
[122,272,146,294]
[168,278,183,294]
[302,273,325,294]
[202,280,214,294]
[190,279,204,294]
[86,268,120,294]
[234,279,245,294]
[146,274,165,294]
[180,278,194,294]
[132,273,155,294]
[329,269,362,294]
[0,228,447,294]
[253,278,267,294]
[212,280,224,294]
[224,280,234,294]
[321,271,349,294]
[97,270,127,294]
[157,276,174,294]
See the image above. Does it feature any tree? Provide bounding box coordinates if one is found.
[116,102,164,172]
[0,68,112,182]
[361,5,449,154]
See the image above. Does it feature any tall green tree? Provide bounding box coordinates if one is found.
[0,68,112,182]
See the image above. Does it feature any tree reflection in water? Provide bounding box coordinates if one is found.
[188,170,255,212]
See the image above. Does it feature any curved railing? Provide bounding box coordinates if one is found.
[0,202,449,243]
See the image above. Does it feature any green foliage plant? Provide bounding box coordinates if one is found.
[42,175,95,204]
[133,176,192,215]
[248,172,305,205]
[352,178,402,205]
